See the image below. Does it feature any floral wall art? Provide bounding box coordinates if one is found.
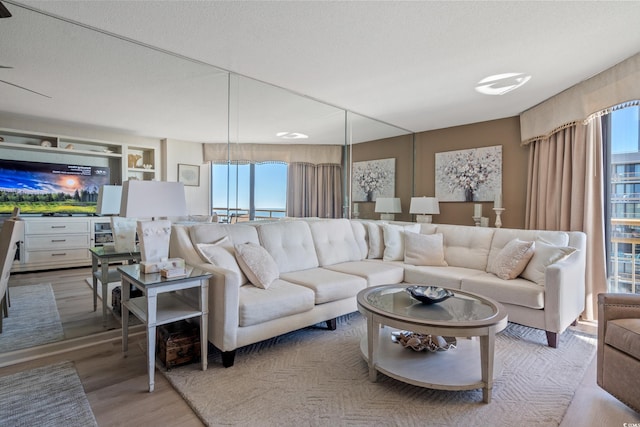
[352,158,395,202]
[435,145,502,202]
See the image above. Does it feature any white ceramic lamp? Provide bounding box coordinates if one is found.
[409,197,440,223]
[119,180,187,267]
[375,197,401,221]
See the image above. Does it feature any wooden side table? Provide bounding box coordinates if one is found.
[89,246,141,326]
[118,264,211,392]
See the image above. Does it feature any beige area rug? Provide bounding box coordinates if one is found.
[0,361,97,426]
[0,284,65,353]
[164,313,597,427]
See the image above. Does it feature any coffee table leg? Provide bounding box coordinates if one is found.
[480,331,495,403]
[367,315,378,381]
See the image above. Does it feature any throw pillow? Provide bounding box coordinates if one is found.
[521,240,577,285]
[235,242,279,289]
[365,222,385,259]
[382,223,421,261]
[404,232,448,266]
[196,238,248,285]
[487,238,535,280]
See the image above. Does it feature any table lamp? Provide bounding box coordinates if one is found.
[409,197,440,223]
[119,180,187,272]
[375,197,401,221]
[97,185,137,253]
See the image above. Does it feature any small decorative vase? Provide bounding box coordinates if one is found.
[366,191,373,202]
[464,187,474,202]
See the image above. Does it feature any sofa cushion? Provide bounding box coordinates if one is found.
[403,265,482,289]
[364,221,385,259]
[436,224,495,270]
[487,228,569,270]
[487,238,535,280]
[605,318,640,360]
[521,240,577,285]
[309,219,362,266]
[350,220,369,259]
[461,272,545,309]
[235,242,279,289]
[382,223,421,261]
[189,223,260,248]
[404,232,448,267]
[196,238,248,285]
[325,260,404,286]
[238,279,315,327]
[281,267,367,304]
[256,221,319,273]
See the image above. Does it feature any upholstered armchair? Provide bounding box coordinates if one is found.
[597,293,640,413]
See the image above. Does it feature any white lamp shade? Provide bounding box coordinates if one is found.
[96,185,122,216]
[374,197,402,213]
[119,180,187,218]
[409,197,440,215]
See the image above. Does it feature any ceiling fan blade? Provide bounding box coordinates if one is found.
[0,80,51,98]
[0,1,11,18]
[0,66,13,69]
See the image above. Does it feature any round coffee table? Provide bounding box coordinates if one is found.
[356,284,508,403]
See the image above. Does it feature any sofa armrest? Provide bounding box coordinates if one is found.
[542,250,586,333]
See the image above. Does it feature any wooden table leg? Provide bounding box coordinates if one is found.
[479,330,495,403]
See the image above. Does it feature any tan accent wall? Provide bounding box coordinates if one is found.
[352,116,528,228]
[351,134,414,222]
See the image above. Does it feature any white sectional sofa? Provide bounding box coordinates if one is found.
[170,218,586,367]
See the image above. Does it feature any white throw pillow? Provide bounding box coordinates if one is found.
[521,240,577,285]
[365,222,385,259]
[382,223,421,261]
[235,242,279,289]
[196,238,248,285]
[404,232,448,266]
[487,238,535,280]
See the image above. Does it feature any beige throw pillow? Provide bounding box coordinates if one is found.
[235,242,279,289]
[521,240,577,285]
[404,232,448,266]
[196,238,248,285]
[382,223,421,261]
[487,238,535,280]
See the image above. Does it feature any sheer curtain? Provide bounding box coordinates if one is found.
[525,119,606,320]
[287,163,342,218]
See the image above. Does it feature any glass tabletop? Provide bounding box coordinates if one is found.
[117,263,211,287]
[89,246,140,257]
[357,285,503,326]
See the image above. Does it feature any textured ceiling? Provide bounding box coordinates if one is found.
[1,0,639,142]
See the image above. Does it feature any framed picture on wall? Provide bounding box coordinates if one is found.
[352,158,395,202]
[178,163,200,187]
[435,145,502,202]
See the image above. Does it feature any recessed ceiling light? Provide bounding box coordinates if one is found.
[475,73,531,95]
[276,132,309,139]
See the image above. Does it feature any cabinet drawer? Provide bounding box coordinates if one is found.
[24,248,90,264]
[25,220,89,235]
[25,234,90,250]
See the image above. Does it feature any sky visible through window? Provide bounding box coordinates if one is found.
[611,106,639,153]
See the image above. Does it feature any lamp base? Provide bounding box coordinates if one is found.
[380,213,395,221]
[415,214,433,223]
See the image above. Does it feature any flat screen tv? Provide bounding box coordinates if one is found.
[0,159,110,215]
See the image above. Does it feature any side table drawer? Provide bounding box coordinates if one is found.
[24,248,90,264]
[25,234,90,250]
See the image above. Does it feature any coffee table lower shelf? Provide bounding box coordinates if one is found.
[360,327,503,392]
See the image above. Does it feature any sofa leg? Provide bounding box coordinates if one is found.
[221,350,236,368]
[571,319,578,326]
[546,331,558,348]
[326,318,337,330]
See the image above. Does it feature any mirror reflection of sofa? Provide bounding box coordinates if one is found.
[170,218,586,367]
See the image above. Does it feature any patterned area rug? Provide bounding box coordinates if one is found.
[0,284,65,353]
[0,361,97,427]
[164,313,596,427]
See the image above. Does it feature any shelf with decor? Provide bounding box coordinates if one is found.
[125,146,158,181]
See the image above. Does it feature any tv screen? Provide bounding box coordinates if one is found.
[0,159,110,215]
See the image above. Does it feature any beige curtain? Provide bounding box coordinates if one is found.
[287,163,342,218]
[525,119,606,320]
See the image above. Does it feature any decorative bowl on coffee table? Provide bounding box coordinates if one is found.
[406,285,454,304]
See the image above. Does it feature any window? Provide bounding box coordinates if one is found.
[211,162,287,222]
[606,104,640,294]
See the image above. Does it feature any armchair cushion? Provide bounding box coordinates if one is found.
[605,318,640,360]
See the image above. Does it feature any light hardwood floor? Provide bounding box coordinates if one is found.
[1,267,639,426]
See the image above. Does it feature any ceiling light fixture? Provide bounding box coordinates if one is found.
[276,132,308,139]
[475,72,531,96]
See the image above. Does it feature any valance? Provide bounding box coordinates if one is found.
[203,143,343,165]
[520,52,640,144]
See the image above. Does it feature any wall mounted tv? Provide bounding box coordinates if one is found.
[0,159,110,215]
